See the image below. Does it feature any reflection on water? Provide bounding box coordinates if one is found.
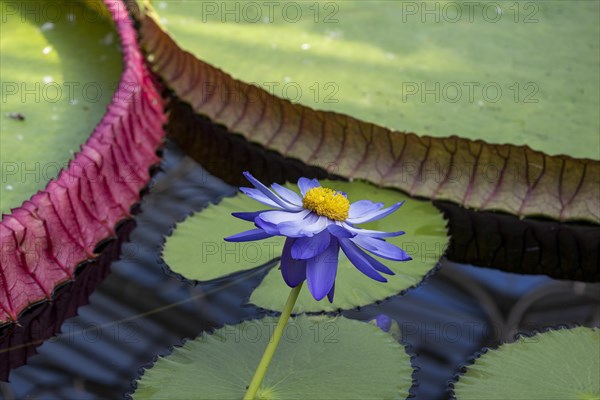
[1,141,598,400]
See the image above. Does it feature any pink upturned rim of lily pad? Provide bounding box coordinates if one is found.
[0,0,166,324]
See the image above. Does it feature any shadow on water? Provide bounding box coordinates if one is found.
[1,140,598,399]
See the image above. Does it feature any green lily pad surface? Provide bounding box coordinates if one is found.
[153,0,599,159]
[134,315,413,399]
[163,195,285,282]
[0,0,122,215]
[453,327,600,400]
[162,180,448,312]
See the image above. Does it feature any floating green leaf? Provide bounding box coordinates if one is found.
[149,1,599,160]
[135,2,600,223]
[0,0,165,326]
[453,327,600,400]
[134,315,413,399]
[162,180,448,312]
[0,0,122,214]
[163,195,285,282]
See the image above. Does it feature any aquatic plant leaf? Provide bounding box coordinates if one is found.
[452,327,600,400]
[149,1,600,161]
[0,0,166,324]
[0,0,121,214]
[162,180,448,312]
[134,2,600,224]
[0,220,136,380]
[134,316,413,399]
[163,195,285,282]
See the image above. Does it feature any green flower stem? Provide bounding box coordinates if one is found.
[243,283,303,400]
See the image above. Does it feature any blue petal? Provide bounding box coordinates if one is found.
[351,235,412,261]
[327,283,335,303]
[243,172,302,210]
[231,210,269,222]
[254,217,280,235]
[297,177,321,196]
[278,213,329,238]
[343,223,405,238]
[348,200,384,218]
[360,250,396,275]
[373,314,392,332]
[280,238,307,287]
[224,228,273,242]
[306,237,340,301]
[291,230,331,260]
[339,239,387,282]
[327,223,356,238]
[259,210,308,225]
[347,201,404,224]
[271,183,302,206]
[240,187,282,209]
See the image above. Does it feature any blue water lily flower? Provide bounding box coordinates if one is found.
[225,172,412,302]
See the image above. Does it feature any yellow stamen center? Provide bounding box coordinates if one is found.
[302,187,350,221]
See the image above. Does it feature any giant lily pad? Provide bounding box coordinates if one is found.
[162,180,448,312]
[151,1,599,160]
[163,194,285,282]
[452,327,600,400]
[135,2,600,223]
[134,315,413,399]
[1,0,122,214]
[0,0,165,324]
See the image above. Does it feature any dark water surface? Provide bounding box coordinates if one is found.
[1,142,598,400]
